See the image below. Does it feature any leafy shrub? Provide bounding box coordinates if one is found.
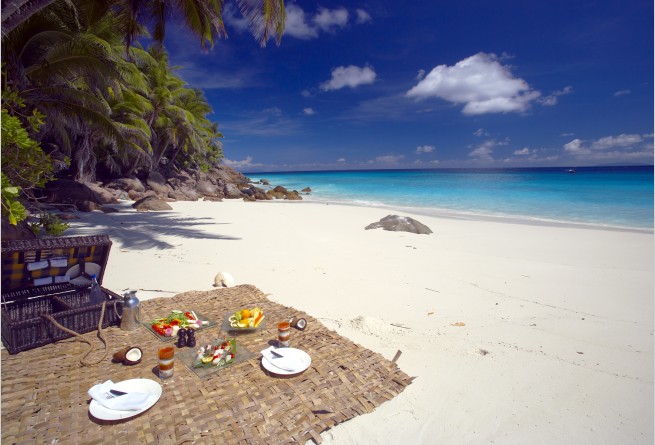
[29,213,69,236]
[1,172,27,225]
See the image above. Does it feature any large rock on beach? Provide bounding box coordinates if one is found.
[365,215,433,235]
[83,182,118,204]
[196,179,220,197]
[106,177,145,193]
[147,171,173,195]
[132,196,173,211]
[286,190,302,200]
[223,183,244,199]
[42,179,101,204]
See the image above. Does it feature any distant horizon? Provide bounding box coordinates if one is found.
[242,164,654,176]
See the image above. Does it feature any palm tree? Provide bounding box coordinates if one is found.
[3,0,286,48]
[2,0,156,182]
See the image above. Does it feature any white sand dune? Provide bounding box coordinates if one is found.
[64,199,654,444]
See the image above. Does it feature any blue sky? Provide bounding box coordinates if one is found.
[164,0,653,172]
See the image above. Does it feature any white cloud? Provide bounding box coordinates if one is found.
[282,5,367,39]
[563,133,652,164]
[614,89,631,97]
[284,4,319,39]
[303,107,316,115]
[320,65,376,91]
[415,145,435,154]
[513,147,533,155]
[591,134,642,149]
[416,69,426,81]
[355,9,372,24]
[473,128,487,137]
[337,158,346,163]
[468,141,496,160]
[314,7,348,32]
[223,3,250,32]
[565,134,644,155]
[223,156,254,168]
[538,86,573,106]
[406,52,540,115]
[563,138,588,155]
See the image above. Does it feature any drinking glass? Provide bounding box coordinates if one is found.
[158,346,175,379]
[277,321,291,347]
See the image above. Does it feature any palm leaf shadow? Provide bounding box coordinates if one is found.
[63,204,240,249]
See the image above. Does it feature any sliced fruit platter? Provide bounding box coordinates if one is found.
[193,338,236,369]
[148,310,212,340]
[228,307,265,329]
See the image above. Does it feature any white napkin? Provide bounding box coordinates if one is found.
[260,346,303,372]
[88,380,157,411]
[33,277,53,286]
[27,260,48,271]
[49,257,68,268]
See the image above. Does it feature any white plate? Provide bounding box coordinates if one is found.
[65,263,101,285]
[262,348,311,375]
[89,378,162,421]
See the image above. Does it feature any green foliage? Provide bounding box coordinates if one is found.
[3,1,229,184]
[1,173,27,225]
[0,108,56,190]
[29,213,70,236]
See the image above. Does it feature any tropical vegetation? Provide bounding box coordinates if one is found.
[1,0,286,231]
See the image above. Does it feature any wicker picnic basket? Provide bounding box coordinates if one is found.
[1,235,121,354]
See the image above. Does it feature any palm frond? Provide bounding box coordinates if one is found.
[235,0,286,47]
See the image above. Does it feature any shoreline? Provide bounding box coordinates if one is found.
[300,195,654,234]
[62,198,654,444]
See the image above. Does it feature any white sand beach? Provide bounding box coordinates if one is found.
[64,199,654,444]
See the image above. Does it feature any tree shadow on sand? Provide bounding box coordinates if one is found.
[62,203,241,250]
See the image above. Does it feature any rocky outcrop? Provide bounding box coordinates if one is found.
[266,185,303,200]
[132,196,173,211]
[106,177,145,193]
[42,179,102,205]
[147,171,173,195]
[38,164,309,216]
[365,215,433,235]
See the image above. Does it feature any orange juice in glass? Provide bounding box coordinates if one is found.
[158,346,175,379]
[277,321,291,347]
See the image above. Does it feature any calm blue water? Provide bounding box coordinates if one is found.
[245,166,654,230]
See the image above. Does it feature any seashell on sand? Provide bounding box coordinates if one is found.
[213,272,235,288]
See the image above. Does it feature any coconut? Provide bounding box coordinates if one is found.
[213,272,235,288]
[123,347,143,365]
[112,346,131,363]
[291,317,307,331]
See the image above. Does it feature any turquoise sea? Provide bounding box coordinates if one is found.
[246,166,654,231]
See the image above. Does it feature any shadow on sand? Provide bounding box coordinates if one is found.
[62,202,240,250]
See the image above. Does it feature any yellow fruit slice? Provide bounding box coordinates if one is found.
[237,321,247,328]
[201,356,213,364]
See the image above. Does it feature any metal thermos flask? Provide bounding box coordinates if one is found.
[114,290,141,331]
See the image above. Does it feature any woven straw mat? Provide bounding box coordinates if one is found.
[1,284,414,444]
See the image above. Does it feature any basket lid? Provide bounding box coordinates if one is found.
[1,235,113,298]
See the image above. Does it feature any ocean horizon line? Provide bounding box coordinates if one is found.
[242,164,653,176]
